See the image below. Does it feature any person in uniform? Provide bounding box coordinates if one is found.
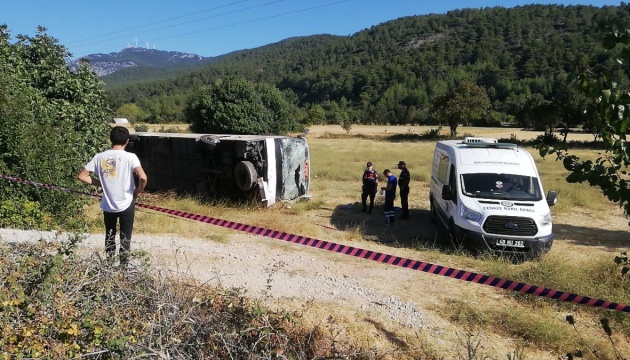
[397,161,410,219]
[381,169,397,225]
[361,161,379,214]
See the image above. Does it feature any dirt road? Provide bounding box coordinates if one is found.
[0,217,567,359]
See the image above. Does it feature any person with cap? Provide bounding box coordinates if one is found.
[361,161,379,214]
[397,161,410,219]
[381,169,397,225]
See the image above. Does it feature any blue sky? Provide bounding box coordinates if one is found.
[1,0,622,59]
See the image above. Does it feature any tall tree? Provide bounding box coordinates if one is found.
[187,77,297,135]
[549,79,593,143]
[307,105,326,125]
[431,81,490,136]
[116,103,146,123]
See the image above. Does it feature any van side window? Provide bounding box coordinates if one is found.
[437,154,449,184]
[449,164,457,205]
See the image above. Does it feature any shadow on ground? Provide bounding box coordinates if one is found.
[327,202,452,252]
[554,223,630,250]
[325,202,630,253]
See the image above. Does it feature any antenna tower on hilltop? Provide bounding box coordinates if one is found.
[134,37,138,47]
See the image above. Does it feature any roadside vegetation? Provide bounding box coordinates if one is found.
[0,238,379,359]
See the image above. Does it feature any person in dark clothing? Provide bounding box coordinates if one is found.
[381,169,397,225]
[361,161,379,214]
[397,161,410,219]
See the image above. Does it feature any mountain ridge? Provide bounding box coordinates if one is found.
[69,47,210,77]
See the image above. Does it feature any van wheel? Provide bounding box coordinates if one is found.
[448,220,463,248]
[430,199,437,223]
[234,161,257,191]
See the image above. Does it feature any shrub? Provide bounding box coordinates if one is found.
[134,124,149,132]
[422,126,443,140]
[157,126,181,133]
[0,238,361,359]
[0,199,52,229]
[0,26,110,231]
[535,132,561,146]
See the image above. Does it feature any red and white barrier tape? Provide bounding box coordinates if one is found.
[2,173,629,313]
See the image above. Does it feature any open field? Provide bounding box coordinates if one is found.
[83,126,629,359]
[305,124,598,142]
[123,122,598,142]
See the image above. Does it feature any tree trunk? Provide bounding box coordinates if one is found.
[449,119,458,138]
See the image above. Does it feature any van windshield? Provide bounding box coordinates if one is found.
[461,173,542,201]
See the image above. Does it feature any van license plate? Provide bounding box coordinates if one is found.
[495,239,524,248]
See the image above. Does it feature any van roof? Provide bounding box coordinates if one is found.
[437,139,537,176]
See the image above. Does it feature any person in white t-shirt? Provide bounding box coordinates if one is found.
[78,126,148,266]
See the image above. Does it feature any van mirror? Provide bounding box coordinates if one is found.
[546,190,558,207]
[441,185,453,201]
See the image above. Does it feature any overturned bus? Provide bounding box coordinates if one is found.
[125,132,310,206]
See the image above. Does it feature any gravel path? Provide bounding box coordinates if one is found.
[0,228,555,359]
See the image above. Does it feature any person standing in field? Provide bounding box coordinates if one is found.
[361,161,379,214]
[381,169,397,225]
[397,161,410,219]
[78,126,148,266]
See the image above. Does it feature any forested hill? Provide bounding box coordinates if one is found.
[105,4,630,126]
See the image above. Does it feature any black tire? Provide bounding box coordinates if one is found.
[430,198,437,224]
[234,161,257,191]
[448,220,463,249]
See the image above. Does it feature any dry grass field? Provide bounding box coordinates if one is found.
[91,125,629,359]
[305,124,597,142]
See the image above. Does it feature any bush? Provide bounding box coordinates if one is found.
[535,132,561,146]
[157,126,181,133]
[134,124,149,132]
[0,199,53,229]
[0,26,110,231]
[421,126,444,140]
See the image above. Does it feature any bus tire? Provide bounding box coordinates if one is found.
[234,161,257,191]
[199,135,220,151]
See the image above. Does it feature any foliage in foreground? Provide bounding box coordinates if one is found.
[538,22,630,226]
[0,237,361,359]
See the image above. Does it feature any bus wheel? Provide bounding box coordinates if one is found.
[199,135,220,151]
[234,161,257,191]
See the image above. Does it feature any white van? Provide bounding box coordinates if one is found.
[429,137,557,255]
